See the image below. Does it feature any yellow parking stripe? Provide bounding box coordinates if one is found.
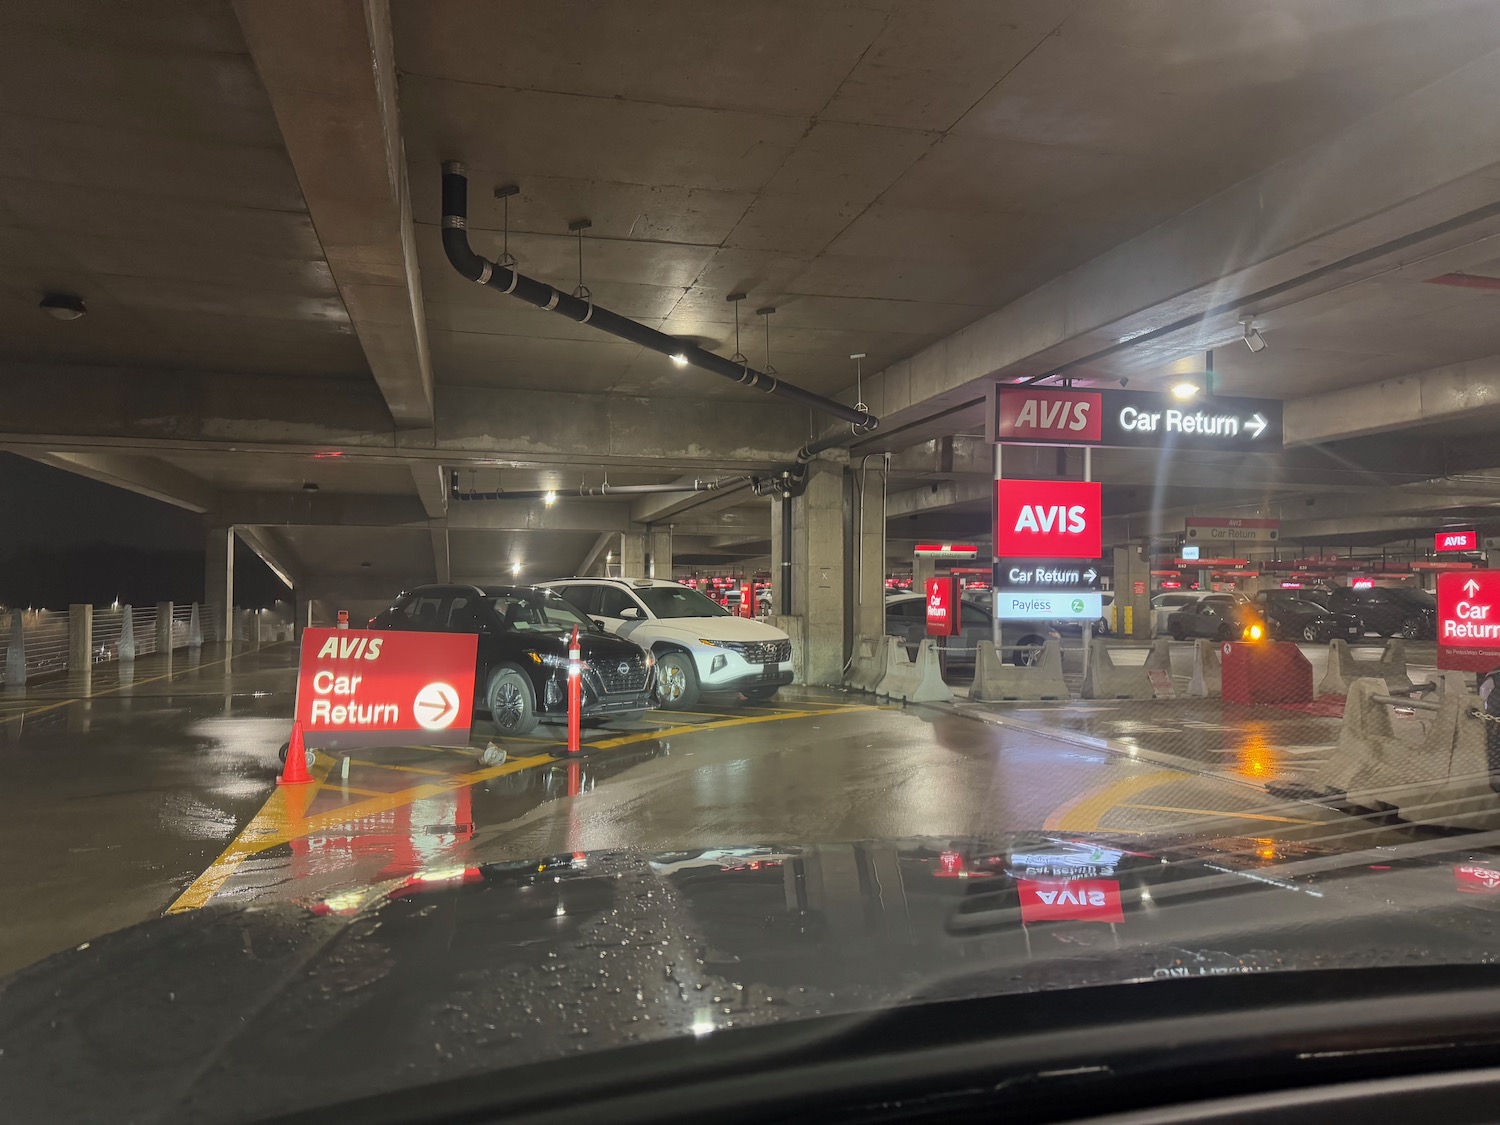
[1044,769,1191,832]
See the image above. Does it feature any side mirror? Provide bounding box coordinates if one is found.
[619,606,641,620]
[590,617,606,633]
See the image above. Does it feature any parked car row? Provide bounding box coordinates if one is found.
[1148,585,1438,641]
[369,577,795,735]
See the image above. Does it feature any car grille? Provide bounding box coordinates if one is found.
[593,654,650,695]
[727,640,792,664]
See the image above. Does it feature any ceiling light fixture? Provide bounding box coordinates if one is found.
[670,353,688,367]
[39,292,86,321]
[511,561,522,576]
[543,490,557,506]
[1171,382,1200,400]
[1241,316,1267,353]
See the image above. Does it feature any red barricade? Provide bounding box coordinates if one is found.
[1221,640,1313,704]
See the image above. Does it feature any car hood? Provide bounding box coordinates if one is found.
[7,832,1500,1123]
[643,615,789,643]
[574,630,647,660]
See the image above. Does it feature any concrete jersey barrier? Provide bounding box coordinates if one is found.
[1312,672,1500,830]
[1316,638,1414,696]
[969,637,1070,702]
[844,634,891,695]
[1188,639,1222,697]
[1081,642,1155,700]
[877,637,951,704]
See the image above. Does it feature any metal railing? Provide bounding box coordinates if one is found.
[0,602,293,686]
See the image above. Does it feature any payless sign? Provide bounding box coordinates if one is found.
[988,386,1282,452]
[295,628,478,750]
[996,479,1101,559]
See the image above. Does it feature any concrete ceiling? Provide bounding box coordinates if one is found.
[5,1,1500,592]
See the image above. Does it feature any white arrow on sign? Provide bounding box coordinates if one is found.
[413,681,460,730]
[1083,567,1099,583]
[1465,578,1482,597]
[1246,413,1268,439]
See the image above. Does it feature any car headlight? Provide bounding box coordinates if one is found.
[699,638,733,648]
[644,651,655,667]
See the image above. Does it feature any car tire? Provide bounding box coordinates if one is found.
[1398,617,1423,640]
[1169,622,1186,641]
[743,687,779,702]
[1216,623,1233,642]
[1302,623,1321,643]
[276,741,316,770]
[655,651,700,710]
[487,666,539,737]
[1011,635,1045,668]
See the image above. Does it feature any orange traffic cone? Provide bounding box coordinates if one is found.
[278,719,312,785]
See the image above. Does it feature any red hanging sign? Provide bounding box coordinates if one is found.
[995,479,1102,559]
[925,576,960,637]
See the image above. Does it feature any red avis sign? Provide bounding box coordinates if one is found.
[1435,529,1478,553]
[1016,878,1125,923]
[295,628,477,750]
[1437,570,1500,672]
[995,479,1102,559]
[994,388,1103,443]
[925,576,960,637]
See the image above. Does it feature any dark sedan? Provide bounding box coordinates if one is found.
[1255,593,1363,642]
[1165,594,1265,641]
[369,584,655,736]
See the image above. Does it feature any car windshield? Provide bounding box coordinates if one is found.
[9,7,1500,1122]
[635,585,731,618]
[486,592,592,634]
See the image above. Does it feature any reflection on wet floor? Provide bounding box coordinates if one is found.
[0,637,1460,979]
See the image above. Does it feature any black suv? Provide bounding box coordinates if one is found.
[369,584,656,736]
[1325,585,1437,639]
[1254,590,1363,643]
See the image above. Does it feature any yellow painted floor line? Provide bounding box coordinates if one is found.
[1119,803,1323,826]
[345,759,455,777]
[587,705,883,750]
[1044,769,1192,832]
[325,784,390,798]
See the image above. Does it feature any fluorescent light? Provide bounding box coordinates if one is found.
[543,490,557,506]
[511,562,521,576]
[670,353,688,367]
[1171,382,1199,400]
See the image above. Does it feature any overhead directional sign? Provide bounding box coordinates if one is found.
[994,589,1103,621]
[1435,529,1478,553]
[1185,516,1280,543]
[987,386,1283,451]
[996,559,1102,589]
[913,542,979,559]
[1437,570,1500,672]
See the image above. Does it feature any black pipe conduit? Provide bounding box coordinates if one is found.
[450,471,743,502]
[441,162,878,433]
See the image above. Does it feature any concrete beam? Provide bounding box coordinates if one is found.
[0,364,807,471]
[886,479,991,519]
[234,0,435,428]
[235,526,301,591]
[18,451,220,513]
[221,490,635,532]
[410,463,448,519]
[1277,516,1456,542]
[575,532,615,578]
[630,478,756,524]
[1286,353,1500,445]
[431,527,451,583]
[834,46,1500,438]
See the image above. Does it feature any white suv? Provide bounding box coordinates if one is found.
[539,578,793,709]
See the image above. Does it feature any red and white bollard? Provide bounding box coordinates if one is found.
[567,624,582,755]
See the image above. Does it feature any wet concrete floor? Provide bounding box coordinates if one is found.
[0,639,1427,977]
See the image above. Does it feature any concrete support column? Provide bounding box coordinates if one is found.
[205,525,234,646]
[6,611,26,686]
[68,603,93,672]
[647,526,673,580]
[620,527,647,578]
[912,556,936,588]
[155,602,173,654]
[770,496,789,614]
[119,605,136,662]
[1113,546,1151,639]
[792,462,846,685]
[853,466,886,643]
